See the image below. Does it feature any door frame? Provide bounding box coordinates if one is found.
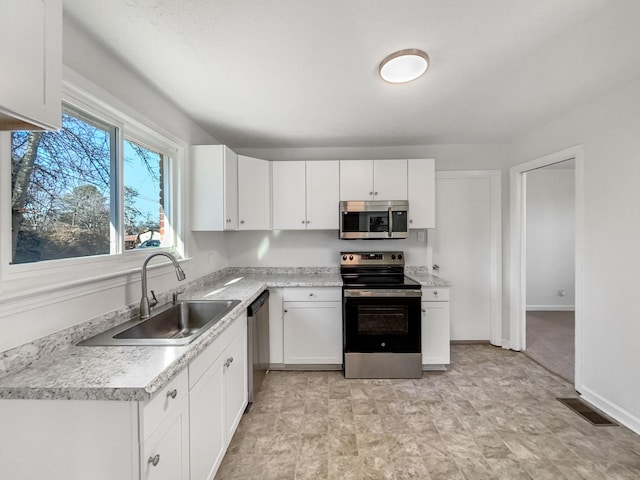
[434,170,503,346]
[509,145,584,388]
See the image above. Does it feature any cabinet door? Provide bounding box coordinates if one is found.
[283,301,342,364]
[224,327,248,442]
[306,160,340,229]
[191,145,238,231]
[141,398,189,480]
[0,0,61,130]
[374,160,408,200]
[408,159,435,228]
[223,147,239,230]
[339,160,374,200]
[190,354,225,480]
[238,155,271,230]
[272,161,306,230]
[421,301,450,365]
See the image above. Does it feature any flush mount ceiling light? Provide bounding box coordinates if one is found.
[379,49,430,84]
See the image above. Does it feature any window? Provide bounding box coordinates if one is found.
[8,103,177,266]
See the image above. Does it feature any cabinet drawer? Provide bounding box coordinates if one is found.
[422,288,449,301]
[141,367,189,440]
[283,287,341,302]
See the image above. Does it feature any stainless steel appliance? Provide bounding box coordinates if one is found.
[341,251,422,378]
[339,200,409,239]
[247,290,270,403]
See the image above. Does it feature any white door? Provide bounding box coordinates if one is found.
[283,301,342,364]
[238,155,271,230]
[223,327,248,442]
[432,172,501,343]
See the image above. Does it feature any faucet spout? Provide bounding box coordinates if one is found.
[140,252,186,319]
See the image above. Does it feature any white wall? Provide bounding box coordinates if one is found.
[511,76,640,433]
[525,168,575,309]
[0,17,227,353]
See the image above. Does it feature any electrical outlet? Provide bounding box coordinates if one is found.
[557,289,566,297]
[209,253,215,266]
[417,230,426,242]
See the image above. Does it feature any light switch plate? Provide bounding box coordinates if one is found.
[417,230,426,242]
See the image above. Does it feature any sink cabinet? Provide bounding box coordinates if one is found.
[0,0,62,130]
[0,314,248,480]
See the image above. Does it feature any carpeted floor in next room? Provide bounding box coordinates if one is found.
[214,344,640,480]
[525,311,575,384]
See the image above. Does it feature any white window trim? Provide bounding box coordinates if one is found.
[0,80,188,309]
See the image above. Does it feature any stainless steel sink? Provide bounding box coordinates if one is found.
[78,300,241,346]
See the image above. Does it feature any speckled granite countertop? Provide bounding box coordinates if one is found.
[0,269,449,402]
[0,272,342,402]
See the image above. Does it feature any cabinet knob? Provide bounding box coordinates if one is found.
[226,218,231,223]
[369,191,373,196]
[421,308,426,313]
[433,264,440,271]
[166,389,177,399]
[148,454,160,467]
[374,191,378,196]
[409,219,413,224]
[284,309,288,313]
[302,220,306,224]
[306,220,310,224]
[309,292,314,297]
[224,357,234,368]
[433,291,438,295]
[240,220,245,224]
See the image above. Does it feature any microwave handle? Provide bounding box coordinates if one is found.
[388,206,393,238]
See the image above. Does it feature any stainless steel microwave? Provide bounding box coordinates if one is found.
[339,200,409,239]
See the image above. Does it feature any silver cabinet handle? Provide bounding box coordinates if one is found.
[374,191,378,196]
[284,309,288,313]
[309,292,314,297]
[226,218,231,223]
[433,291,438,296]
[166,389,177,399]
[421,308,426,313]
[369,191,373,196]
[148,454,160,467]
[433,264,440,271]
[302,220,306,224]
[224,357,234,368]
[306,220,310,224]
[409,219,413,224]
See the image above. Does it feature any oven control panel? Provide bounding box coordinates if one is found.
[340,251,404,267]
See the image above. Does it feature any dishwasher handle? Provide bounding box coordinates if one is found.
[248,290,270,316]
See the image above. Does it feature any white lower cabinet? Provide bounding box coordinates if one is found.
[0,314,248,480]
[141,396,189,480]
[189,313,247,480]
[421,288,451,366]
[283,288,342,366]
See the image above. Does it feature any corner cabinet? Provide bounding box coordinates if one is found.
[0,314,248,480]
[339,159,408,201]
[0,0,62,130]
[272,160,339,230]
[238,155,272,230]
[408,159,435,229]
[421,288,450,367]
[283,288,342,366]
[191,145,239,231]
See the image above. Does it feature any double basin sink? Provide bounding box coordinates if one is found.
[79,300,240,346]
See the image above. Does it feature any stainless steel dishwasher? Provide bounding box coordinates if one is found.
[247,290,269,403]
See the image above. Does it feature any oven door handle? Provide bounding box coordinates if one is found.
[388,206,393,238]
[343,289,422,298]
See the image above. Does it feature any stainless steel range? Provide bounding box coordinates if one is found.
[341,251,422,379]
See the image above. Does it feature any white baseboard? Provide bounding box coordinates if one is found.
[580,386,640,435]
[526,305,575,312]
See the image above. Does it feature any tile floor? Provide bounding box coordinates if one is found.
[215,345,640,479]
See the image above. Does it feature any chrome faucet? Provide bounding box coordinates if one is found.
[140,252,187,319]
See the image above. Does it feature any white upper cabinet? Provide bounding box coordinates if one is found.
[0,0,62,130]
[306,160,339,229]
[272,160,339,230]
[408,158,435,228]
[272,161,306,230]
[238,155,271,230]
[191,145,238,231]
[339,159,408,200]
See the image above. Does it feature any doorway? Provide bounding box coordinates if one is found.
[523,160,575,382]
[509,146,584,389]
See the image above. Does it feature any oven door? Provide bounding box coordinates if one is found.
[343,289,421,353]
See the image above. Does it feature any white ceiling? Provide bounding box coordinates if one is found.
[63,0,640,149]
